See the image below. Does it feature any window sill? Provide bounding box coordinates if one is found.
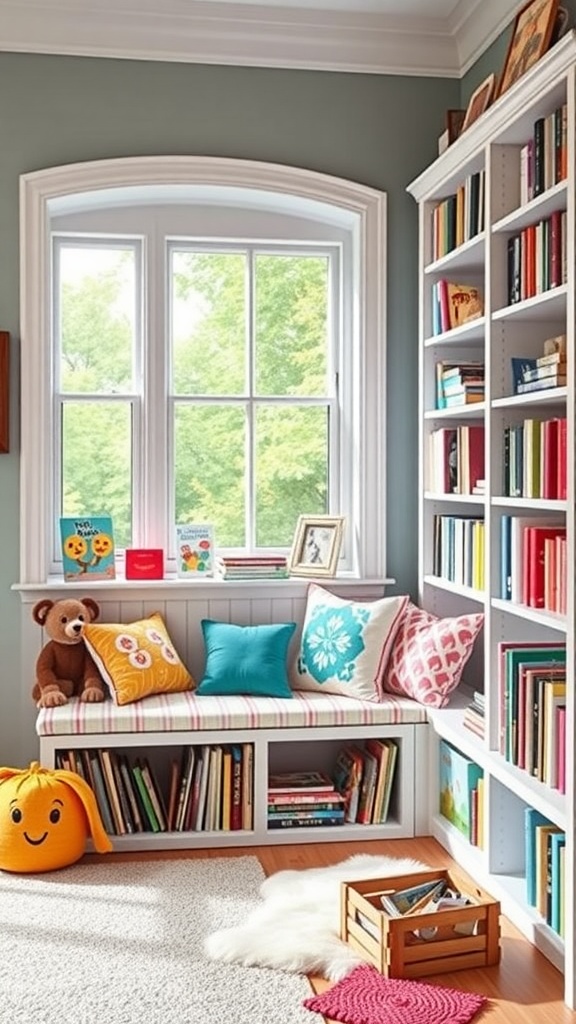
[13,574,396,603]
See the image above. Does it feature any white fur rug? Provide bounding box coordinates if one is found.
[205,852,428,981]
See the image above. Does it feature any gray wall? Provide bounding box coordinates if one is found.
[0,51,458,765]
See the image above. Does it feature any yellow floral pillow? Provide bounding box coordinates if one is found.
[83,612,194,705]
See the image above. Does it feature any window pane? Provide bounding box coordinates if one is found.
[171,251,246,396]
[255,254,329,397]
[61,402,133,549]
[174,405,246,546]
[255,405,328,547]
[58,246,135,394]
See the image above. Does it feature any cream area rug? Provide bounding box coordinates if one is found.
[206,852,428,981]
[0,856,313,1024]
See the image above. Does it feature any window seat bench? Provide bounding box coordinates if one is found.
[37,689,431,851]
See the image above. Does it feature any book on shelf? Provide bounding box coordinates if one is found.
[241,742,254,831]
[516,374,566,393]
[535,823,563,918]
[333,745,364,823]
[365,738,395,824]
[268,791,345,808]
[175,523,214,577]
[88,749,116,835]
[267,808,346,822]
[268,770,335,794]
[267,815,344,829]
[230,744,243,830]
[59,515,116,582]
[510,357,538,394]
[131,762,160,832]
[439,740,483,841]
[525,808,553,907]
[550,832,566,934]
[356,748,379,825]
[434,280,483,333]
[498,641,566,763]
[99,749,127,835]
[522,362,567,383]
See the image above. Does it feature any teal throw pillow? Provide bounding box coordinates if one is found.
[197,620,296,698]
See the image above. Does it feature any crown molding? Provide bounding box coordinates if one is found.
[0,0,521,77]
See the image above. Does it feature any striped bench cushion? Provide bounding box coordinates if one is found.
[36,689,426,737]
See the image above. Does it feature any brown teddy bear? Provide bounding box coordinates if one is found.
[32,597,107,709]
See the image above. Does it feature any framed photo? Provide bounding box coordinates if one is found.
[288,515,345,578]
[461,74,496,133]
[497,0,559,98]
[0,332,9,454]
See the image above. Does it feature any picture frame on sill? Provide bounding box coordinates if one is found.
[0,331,9,454]
[497,0,559,99]
[288,515,345,578]
[461,74,496,133]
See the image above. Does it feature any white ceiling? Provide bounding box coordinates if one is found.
[0,0,521,77]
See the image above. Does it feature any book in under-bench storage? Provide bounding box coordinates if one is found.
[60,515,116,581]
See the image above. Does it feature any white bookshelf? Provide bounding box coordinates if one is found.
[408,34,576,1008]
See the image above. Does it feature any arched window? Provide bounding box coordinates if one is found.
[20,156,387,582]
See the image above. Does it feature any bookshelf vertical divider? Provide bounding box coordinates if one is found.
[408,33,576,1009]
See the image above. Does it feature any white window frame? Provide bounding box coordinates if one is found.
[19,156,387,584]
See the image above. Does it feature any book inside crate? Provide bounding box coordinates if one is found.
[341,867,500,979]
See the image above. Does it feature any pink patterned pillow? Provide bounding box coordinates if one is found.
[381,602,483,707]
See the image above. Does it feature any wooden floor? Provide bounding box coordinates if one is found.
[89,836,576,1023]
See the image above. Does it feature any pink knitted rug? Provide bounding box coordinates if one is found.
[302,964,487,1024]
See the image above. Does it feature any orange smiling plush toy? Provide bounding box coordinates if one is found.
[0,762,112,872]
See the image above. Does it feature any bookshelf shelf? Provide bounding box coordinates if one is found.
[491,180,567,234]
[408,32,576,1008]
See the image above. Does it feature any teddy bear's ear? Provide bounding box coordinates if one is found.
[32,600,54,626]
[81,598,100,622]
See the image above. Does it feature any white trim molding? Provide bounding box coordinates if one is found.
[0,0,519,77]
[19,154,387,584]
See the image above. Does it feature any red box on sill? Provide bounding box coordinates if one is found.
[125,548,164,580]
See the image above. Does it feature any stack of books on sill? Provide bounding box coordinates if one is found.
[215,555,289,581]
[267,771,346,829]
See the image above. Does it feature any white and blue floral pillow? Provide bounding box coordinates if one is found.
[291,584,409,702]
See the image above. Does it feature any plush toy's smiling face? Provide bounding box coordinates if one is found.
[0,770,88,873]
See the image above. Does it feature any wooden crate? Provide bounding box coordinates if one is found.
[341,867,500,979]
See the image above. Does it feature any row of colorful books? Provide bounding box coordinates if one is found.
[431,283,484,337]
[502,416,567,500]
[56,742,254,835]
[525,809,565,937]
[439,740,484,848]
[267,739,399,829]
[430,170,485,261]
[519,105,568,207]
[427,424,484,495]
[498,642,566,793]
[432,514,485,591]
[215,555,289,580]
[507,210,566,306]
[333,739,398,825]
[500,516,567,614]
